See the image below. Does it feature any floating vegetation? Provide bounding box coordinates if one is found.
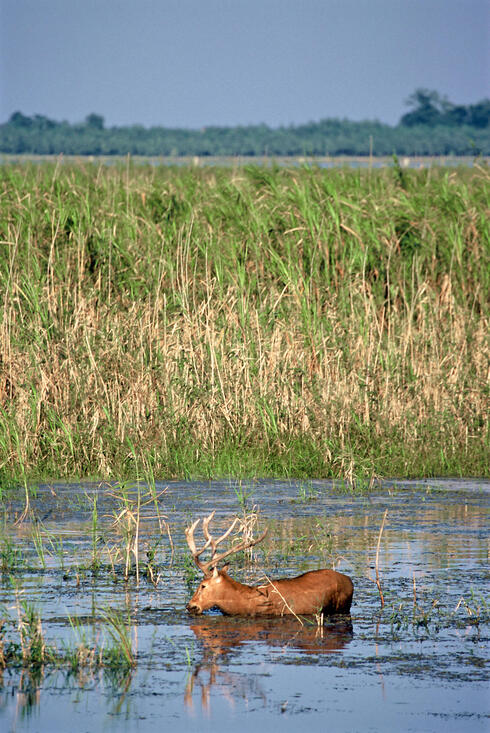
[382,590,488,639]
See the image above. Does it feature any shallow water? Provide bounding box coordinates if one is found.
[0,478,488,732]
[2,153,485,170]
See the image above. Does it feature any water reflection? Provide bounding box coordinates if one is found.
[185,615,353,714]
[2,668,43,722]
[0,663,135,725]
[189,615,353,655]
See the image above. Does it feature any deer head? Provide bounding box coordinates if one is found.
[185,511,269,614]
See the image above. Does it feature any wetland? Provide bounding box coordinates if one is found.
[0,478,488,731]
[0,160,488,731]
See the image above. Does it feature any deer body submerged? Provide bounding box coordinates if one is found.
[187,567,354,617]
[185,512,354,618]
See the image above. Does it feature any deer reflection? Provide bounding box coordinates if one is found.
[185,615,353,714]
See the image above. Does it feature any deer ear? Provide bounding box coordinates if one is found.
[212,566,219,578]
[221,564,230,574]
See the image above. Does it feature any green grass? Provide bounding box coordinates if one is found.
[0,161,488,483]
[0,600,136,673]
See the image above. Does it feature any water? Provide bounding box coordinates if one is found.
[0,478,488,731]
[1,153,485,169]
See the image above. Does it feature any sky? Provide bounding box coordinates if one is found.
[1,0,489,129]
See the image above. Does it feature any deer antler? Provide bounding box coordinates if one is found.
[185,510,268,577]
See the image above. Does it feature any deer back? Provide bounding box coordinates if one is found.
[257,569,354,615]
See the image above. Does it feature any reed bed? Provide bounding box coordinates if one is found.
[0,598,136,675]
[0,161,488,482]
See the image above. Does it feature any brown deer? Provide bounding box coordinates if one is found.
[185,512,354,617]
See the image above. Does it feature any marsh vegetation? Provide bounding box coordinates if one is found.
[0,162,488,483]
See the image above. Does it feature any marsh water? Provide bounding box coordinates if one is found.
[0,478,488,732]
[3,154,485,170]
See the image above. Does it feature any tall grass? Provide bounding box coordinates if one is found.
[0,161,488,481]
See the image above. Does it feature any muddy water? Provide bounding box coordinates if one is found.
[0,478,488,732]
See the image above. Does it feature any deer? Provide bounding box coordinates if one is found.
[185,511,354,617]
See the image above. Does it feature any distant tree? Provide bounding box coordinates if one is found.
[400,89,490,129]
[468,100,490,128]
[444,105,470,126]
[33,114,57,129]
[400,89,449,126]
[85,113,105,130]
[8,111,33,128]
[1,100,489,156]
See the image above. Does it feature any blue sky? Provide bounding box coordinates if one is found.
[1,0,488,128]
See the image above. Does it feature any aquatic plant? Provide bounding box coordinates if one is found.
[294,481,319,503]
[0,533,24,574]
[108,484,169,582]
[232,480,254,513]
[16,599,48,667]
[375,510,388,608]
[30,523,46,570]
[453,591,488,625]
[0,603,137,674]
[98,607,136,668]
[88,493,102,572]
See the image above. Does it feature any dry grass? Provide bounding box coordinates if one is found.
[0,162,488,481]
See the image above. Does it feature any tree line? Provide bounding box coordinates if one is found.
[1,89,489,157]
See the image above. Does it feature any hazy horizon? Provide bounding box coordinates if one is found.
[1,0,488,129]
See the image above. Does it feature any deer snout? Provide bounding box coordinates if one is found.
[186,601,203,614]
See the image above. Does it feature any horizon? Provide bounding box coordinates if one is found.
[1,0,488,130]
[4,88,490,131]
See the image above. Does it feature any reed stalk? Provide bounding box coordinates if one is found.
[375,510,388,608]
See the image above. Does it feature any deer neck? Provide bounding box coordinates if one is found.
[216,574,271,616]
